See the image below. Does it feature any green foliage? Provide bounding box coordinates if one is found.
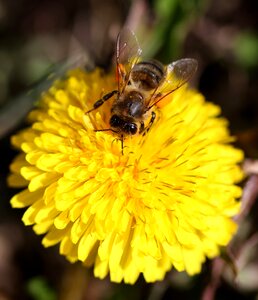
[143,0,207,62]
[234,31,258,69]
[27,277,56,300]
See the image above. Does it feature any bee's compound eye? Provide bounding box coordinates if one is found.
[124,123,137,135]
[110,115,122,127]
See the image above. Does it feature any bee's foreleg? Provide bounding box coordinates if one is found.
[86,90,118,113]
[139,121,145,134]
[121,134,124,155]
[143,111,156,136]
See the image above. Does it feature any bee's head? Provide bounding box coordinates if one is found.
[110,115,137,135]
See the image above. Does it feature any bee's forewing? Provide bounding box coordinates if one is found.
[147,58,198,109]
[116,28,142,92]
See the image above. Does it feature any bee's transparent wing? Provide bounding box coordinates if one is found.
[148,58,198,109]
[116,28,142,92]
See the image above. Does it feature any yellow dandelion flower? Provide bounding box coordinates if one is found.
[9,68,243,284]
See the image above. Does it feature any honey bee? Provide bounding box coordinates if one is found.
[87,28,198,152]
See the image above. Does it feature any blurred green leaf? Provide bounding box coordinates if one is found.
[106,284,141,300]
[154,0,178,20]
[21,57,53,84]
[27,277,56,300]
[234,32,258,69]
[142,0,208,62]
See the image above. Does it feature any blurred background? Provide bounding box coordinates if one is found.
[0,0,258,299]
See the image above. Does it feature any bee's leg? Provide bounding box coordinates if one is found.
[121,134,124,155]
[143,111,156,136]
[139,121,145,134]
[94,128,118,133]
[86,90,118,113]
